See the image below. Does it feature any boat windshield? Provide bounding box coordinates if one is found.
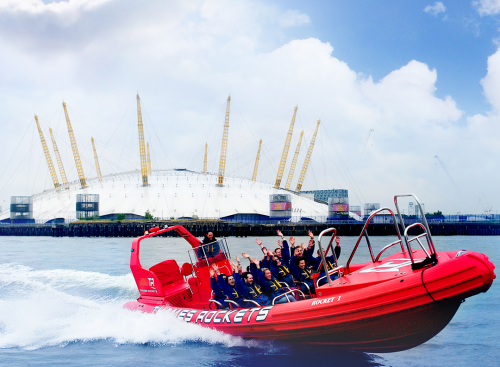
[188,238,231,268]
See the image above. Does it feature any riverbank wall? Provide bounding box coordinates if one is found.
[1,221,499,237]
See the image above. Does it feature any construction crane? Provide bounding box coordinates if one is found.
[285,131,303,190]
[35,115,60,188]
[217,95,231,186]
[136,94,148,186]
[49,128,68,186]
[91,137,102,183]
[147,142,151,175]
[63,101,86,188]
[274,106,297,188]
[296,120,320,192]
[359,128,374,165]
[252,139,262,182]
[434,155,460,193]
[203,143,208,174]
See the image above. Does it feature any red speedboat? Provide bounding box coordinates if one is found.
[123,195,495,352]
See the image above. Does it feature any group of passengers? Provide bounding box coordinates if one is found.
[208,230,341,308]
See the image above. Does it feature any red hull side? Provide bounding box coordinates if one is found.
[124,249,495,352]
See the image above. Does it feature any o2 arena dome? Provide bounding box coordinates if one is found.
[0,95,333,223]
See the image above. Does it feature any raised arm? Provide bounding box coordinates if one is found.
[334,236,341,260]
[282,238,291,264]
[255,237,266,254]
[308,230,314,241]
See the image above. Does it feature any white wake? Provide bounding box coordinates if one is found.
[0,263,253,350]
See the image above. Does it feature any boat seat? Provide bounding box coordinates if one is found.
[181,262,193,277]
[150,260,189,295]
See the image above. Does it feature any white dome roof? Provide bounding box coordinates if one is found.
[0,169,328,221]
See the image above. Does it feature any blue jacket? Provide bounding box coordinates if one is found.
[210,276,227,305]
[281,240,292,267]
[270,259,294,287]
[310,246,341,275]
[290,258,315,287]
[243,281,270,306]
[260,255,271,270]
[250,263,289,301]
[197,239,221,259]
[218,272,246,307]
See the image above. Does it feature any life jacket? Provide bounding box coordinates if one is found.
[300,268,312,280]
[228,286,240,299]
[277,264,291,279]
[267,278,284,293]
[246,283,264,298]
[326,258,336,271]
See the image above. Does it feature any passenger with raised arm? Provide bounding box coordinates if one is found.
[209,265,228,308]
[276,230,292,267]
[217,257,247,308]
[289,240,312,275]
[311,236,342,286]
[268,249,294,288]
[241,253,271,306]
[248,255,296,304]
[291,256,316,296]
[197,231,221,260]
[304,230,317,261]
[254,237,271,268]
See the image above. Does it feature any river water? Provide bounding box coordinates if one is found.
[0,235,498,366]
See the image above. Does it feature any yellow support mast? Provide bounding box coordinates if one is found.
[296,120,320,192]
[217,95,231,186]
[252,139,262,182]
[147,142,151,175]
[136,94,148,186]
[274,106,297,188]
[203,143,208,174]
[285,131,303,190]
[91,137,102,183]
[35,115,60,188]
[63,101,86,188]
[49,128,68,186]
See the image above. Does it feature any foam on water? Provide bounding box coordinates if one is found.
[0,263,253,350]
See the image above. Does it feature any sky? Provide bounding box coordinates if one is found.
[0,0,500,215]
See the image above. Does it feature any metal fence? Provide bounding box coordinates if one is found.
[1,214,499,226]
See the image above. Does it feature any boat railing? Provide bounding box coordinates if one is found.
[375,240,403,261]
[317,227,338,286]
[394,194,437,270]
[295,281,313,298]
[316,266,344,288]
[272,289,306,305]
[187,238,231,268]
[224,299,241,309]
[209,299,224,309]
[345,207,404,275]
[279,281,292,291]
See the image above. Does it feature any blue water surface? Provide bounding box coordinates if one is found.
[0,235,498,366]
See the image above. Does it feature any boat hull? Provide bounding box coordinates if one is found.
[287,298,462,352]
[124,249,495,352]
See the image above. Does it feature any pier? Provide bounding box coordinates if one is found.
[1,220,499,237]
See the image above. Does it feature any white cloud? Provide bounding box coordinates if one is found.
[424,2,446,16]
[0,0,496,214]
[279,9,310,27]
[474,0,500,15]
